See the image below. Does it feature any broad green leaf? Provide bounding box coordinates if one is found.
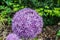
[38,12,43,16]
[54,8,60,11]
[53,10,60,17]
[13,8,19,12]
[35,9,40,12]
[13,4,20,8]
[5,0,12,6]
[44,10,52,13]
[45,6,49,9]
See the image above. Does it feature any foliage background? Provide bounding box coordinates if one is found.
[0,0,60,40]
[0,0,60,26]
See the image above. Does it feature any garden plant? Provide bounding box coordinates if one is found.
[0,0,60,40]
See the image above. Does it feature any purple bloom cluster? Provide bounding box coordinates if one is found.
[6,33,19,40]
[12,8,43,38]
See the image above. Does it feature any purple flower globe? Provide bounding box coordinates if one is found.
[6,33,19,40]
[12,8,43,38]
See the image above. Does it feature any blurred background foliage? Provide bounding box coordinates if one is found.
[0,0,60,40]
[0,0,60,26]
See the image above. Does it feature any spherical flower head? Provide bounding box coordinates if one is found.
[6,33,19,40]
[12,8,43,38]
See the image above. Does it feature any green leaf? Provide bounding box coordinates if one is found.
[13,8,19,12]
[13,4,20,8]
[5,0,12,6]
[57,30,60,36]
[5,8,12,13]
[44,10,52,13]
[34,38,38,40]
[54,8,60,11]
[0,16,6,22]
[7,17,12,25]
[58,0,60,5]
[53,10,60,17]
[1,11,7,17]
[35,9,40,12]
[38,12,43,16]
[19,0,21,4]
[0,6,5,10]
[45,6,49,9]
[0,37,3,40]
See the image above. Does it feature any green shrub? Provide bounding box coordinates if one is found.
[35,7,60,26]
[0,0,60,26]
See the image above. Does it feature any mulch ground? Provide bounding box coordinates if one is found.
[37,25,60,40]
[0,22,60,40]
